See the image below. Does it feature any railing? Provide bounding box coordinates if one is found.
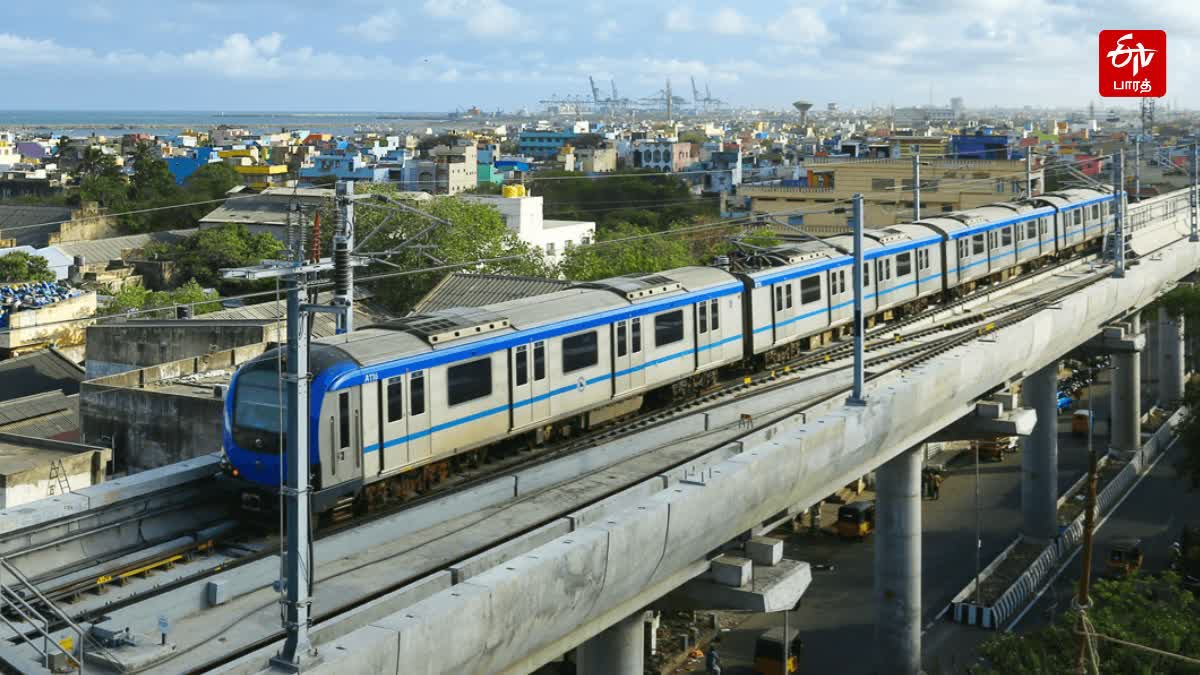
[0,556,122,673]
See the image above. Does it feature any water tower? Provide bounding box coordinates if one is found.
[793,100,813,127]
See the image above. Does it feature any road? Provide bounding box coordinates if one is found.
[677,417,1102,675]
[1016,435,1193,632]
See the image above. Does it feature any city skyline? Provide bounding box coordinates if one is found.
[2,0,1199,112]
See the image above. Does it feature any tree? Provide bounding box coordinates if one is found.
[346,184,552,312]
[77,145,120,180]
[102,278,221,316]
[184,162,241,200]
[974,573,1200,674]
[145,223,283,289]
[528,169,717,230]
[129,142,177,202]
[558,222,697,281]
[0,251,55,283]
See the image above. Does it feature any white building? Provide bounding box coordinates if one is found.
[0,132,20,171]
[463,193,594,266]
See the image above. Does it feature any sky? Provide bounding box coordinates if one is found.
[2,0,1198,113]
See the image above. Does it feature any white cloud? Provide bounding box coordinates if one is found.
[341,9,404,44]
[766,6,831,45]
[422,0,523,38]
[664,5,694,32]
[711,8,753,35]
[594,19,619,41]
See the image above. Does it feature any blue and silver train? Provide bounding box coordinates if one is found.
[225,188,1118,511]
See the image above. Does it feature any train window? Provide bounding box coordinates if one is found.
[972,234,985,256]
[448,358,492,406]
[655,310,684,347]
[631,319,642,353]
[710,299,719,331]
[1109,202,1115,215]
[864,263,871,286]
[338,392,351,449]
[1074,210,1082,226]
[1001,227,1012,247]
[774,285,783,311]
[411,371,425,415]
[1027,221,1037,240]
[800,276,821,304]
[616,322,627,357]
[533,342,546,380]
[387,378,403,422]
[563,331,599,373]
[896,252,912,276]
[957,239,967,259]
[785,284,794,308]
[515,346,528,386]
[232,360,286,453]
[1092,205,1100,219]
[698,302,708,334]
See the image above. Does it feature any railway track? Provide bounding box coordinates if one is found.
[3,255,1105,662]
[182,261,1113,673]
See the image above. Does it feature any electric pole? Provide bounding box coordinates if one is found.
[334,180,355,334]
[911,146,921,221]
[1112,150,1125,278]
[847,193,866,406]
[1075,381,1099,674]
[1191,143,1199,243]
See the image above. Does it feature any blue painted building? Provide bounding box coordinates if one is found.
[299,152,389,182]
[165,147,222,185]
[950,129,1024,160]
[517,131,576,160]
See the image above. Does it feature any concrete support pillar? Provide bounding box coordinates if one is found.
[1111,315,1143,456]
[874,447,921,675]
[576,612,644,675]
[1021,361,1059,542]
[1159,307,1186,406]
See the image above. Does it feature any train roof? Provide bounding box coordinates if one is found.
[1034,188,1112,208]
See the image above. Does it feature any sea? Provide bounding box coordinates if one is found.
[0,110,471,138]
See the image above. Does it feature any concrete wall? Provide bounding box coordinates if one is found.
[0,292,96,357]
[49,202,118,244]
[0,433,110,509]
[84,321,270,379]
[81,343,266,473]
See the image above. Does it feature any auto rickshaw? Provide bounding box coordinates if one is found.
[1106,537,1144,577]
[753,626,803,674]
[1071,409,1092,436]
[836,501,875,540]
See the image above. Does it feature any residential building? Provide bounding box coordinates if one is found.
[950,129,1020,160]
[463,191,594,265]
[0,169,64,201]
[576,146,618,173]
[0,203,118,248]
[893,106,956,129]
[165,146,222,184]
[0,132,20,171]
[198,187,331,241]
[299,152,389,182]
[210,126,252,146]
[740,156,1045,236]
[430,142,478,194]
[701,145,742,193]
[517,130,576,160]
[632,140,693,172]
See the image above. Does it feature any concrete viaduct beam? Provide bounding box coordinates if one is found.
[254,227,1200,675]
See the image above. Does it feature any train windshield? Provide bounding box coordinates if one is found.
[232,360,287,453]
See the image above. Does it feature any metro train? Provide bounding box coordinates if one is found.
[224,187,1120,512]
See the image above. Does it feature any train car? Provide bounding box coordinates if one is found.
[737,243,849,360]
[827,225,943,316]
[1034,189,1114,252]
[225,266,745,509]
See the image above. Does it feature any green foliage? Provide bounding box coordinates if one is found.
[348,184,551,312]
[528,170,717,230]
[559,222,697,281]
[145,223,283,289]
[77,146,121,180]
[0,251,56,283]
[975,573,1200,674]
[103,279,220,316]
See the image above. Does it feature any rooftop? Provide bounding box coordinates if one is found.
[199,189,332,227]
[0,204,75,247]
[412,273,572,314]
[0,348,85,403]
[55,228,196,265]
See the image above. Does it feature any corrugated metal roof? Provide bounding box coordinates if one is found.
[199,190,331,227]
[0,391,74,426]
[0,349,85,403]
[0,205,75,247]
[0,408,79,440]
[203,291,389,339]
[412,273,572,313]
[54,229,196,265]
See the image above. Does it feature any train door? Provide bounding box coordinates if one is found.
[406,370,431,462]
[695,301,715,367]
[613,321,631,392]
[321,388,361,489]
[530,341,552,419]
[511,344,533,429]
[380,375,407,472]
[627,320,646,389]
[361,379,382,476]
